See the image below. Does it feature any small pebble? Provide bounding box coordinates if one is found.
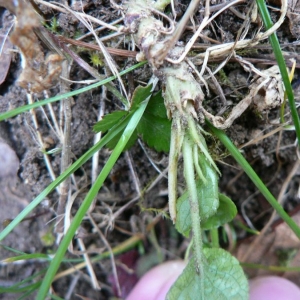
[0,141,19,179]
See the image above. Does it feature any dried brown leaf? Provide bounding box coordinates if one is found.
[0,0,63,92]
[236,212,300,282]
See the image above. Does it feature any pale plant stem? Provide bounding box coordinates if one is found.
[167,0,244,64]
[56,60,72,236]
[54,2,129,103]
[44,90,63,138]
[26,93,59,192]
[210,228,219,248]
[77,237,100,290]
[64,187,79,236]
[168,117,183,223]
[187,116,218,172]
[193,144,206,183]
[39,104,61,141]
[92,88,106,184]
[35,0,119,31]
[88,86,107,213]
[125,151,142,197]
[182,134,204,299]
[64,274,80,300]
[76,17,124,40]
[157,0,202,63]
[138,139,167,176]
[88,212,121,296]
[53,233,153,281]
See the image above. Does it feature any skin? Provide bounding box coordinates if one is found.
[126,261,186,300]
[249,276,300,300]
[126,261,300,300]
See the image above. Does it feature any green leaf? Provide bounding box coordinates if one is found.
[130,84,153,111]
[106,129,138,150]
[137,91,171,152]
[93,111,127,133]
[166,248,249,300]
[202,193,237,230]
[175,155,219,237]
[95,84,153,150]
[137,115,171,152]
[145,91,168,119]
[95,88,171,152]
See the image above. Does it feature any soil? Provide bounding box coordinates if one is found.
[0,1,300,299]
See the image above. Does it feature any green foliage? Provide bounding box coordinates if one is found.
[176,191,237,237]
[93,89,171,152]
[50,17,59,33]
[40,231,55,247]
[93,111,127,133]
[130,84,153,110]
[175,155,219,237]
[43,17,59,33]
[107,128,137,151]
[166,248,248,300]
[202,193,237,230]
[90,52,104,67]
[137,91,171,152]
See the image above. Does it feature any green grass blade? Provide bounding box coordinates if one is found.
[0,61,147,121]
[2,253,49,262]
[0,281,41,294]
[0,117,130,241]
[206,120,300,239]
[36,96,151,299]
[256,0,300,148]
[49,294,65,300]
[0,244,26,255]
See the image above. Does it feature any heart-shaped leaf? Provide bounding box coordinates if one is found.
[166,248,248,300]
[202,193,237,230]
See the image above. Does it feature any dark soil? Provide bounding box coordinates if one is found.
[0,1,300,299]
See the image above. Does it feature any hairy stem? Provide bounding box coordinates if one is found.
[182,134,204,298]
[210,228,219,248]
[168,117,183,222]
[187,116,219,173]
